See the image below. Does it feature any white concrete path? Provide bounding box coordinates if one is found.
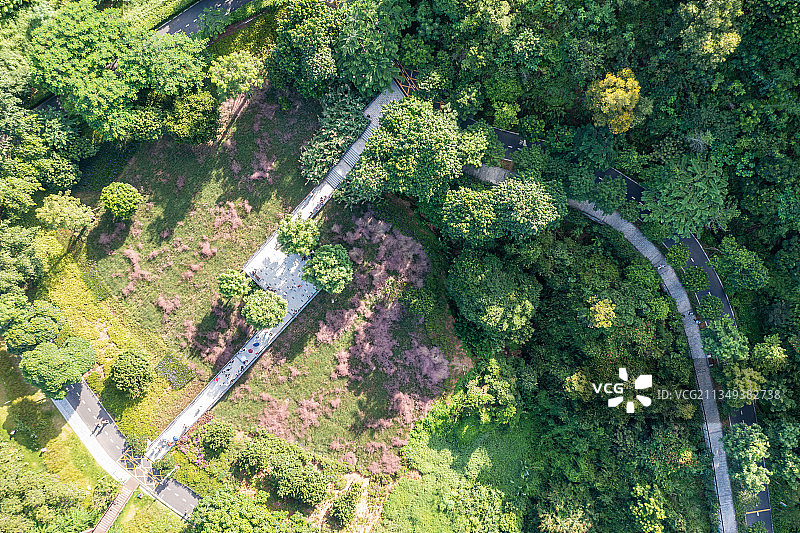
[145,81,405,461]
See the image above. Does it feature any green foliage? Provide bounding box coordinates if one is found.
[626,262,661,292]
[270,453,328,507]
[724,424,771,495]
[301,244,353,294]
[586,69,650,134]
[710,236,770,295]
[337,0,408,97]
[459,358,519,426]
[665,243,690,269]
[168,91,220,144]
[36,192,94,235]
[441,187,499,246]
[299,88,367,184]
[511,145,547,177]
[647,297,671,322]
[29,0,207,141]
[681,266,710,293]
[0,223,44,296]
[701,316,749,362]
[587,296,616,328]
[153,453,177,474]
[203,422,236,455]
[268,0,341,98]
[496,174,567,239]
[751,334,787,375]
[721,364,766,409]
[277,218,320,257]
[630,484,667,533]
[100,182,143,220]
[191,487,311,533]
[198,7,228,40]
[447,252,541,343]
[217,269,252,300]
[232,440,270,477]
[209,51,262,100]
[680,0,743,68]
[643,157,735,238]
[108,350,153,399]
[696,294,723,319]
[330,483,362,526]
[3,300,65,355]
[242,291,287,329]
[19,337,95,398]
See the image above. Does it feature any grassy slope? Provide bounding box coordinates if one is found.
[109,488,185,533]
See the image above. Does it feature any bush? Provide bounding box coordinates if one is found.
[277,218,320,257]
[299,88,367,184]
[271,453,327,507]
[217,269,251,300]
[681,265,710,293]
[19,337,94,399]
[91,476,119,511]
[626,262,661,292]
[167,91,220,144]
[647,297,670,321]
[330,483,362,526]
[696,294,723,319]
[127,434,147,456]
[242,290,287,329]
[665,243,690,269]
[301,244,354,294]
[232,440,269,477]
[203,422,235,455]
[153,453,177,474]
[109,350,153,399]
[100,182,143,220]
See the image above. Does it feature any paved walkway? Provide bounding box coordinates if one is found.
[94,477,139,533]
[155,0,252,34]
[145,80,405,463]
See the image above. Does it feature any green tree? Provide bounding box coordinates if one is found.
[203,422,236,455]
[724,423,771,495]
[198,7,228,40]
[100,182,143,220]
[36,192,94,248]
[209,51,262,101]
[681,266,710,292]
[3,300,65,355]
[643,156,736,238]
[459,358,519,426]
[701,316,749,363]
[0,224,44,296]
[218,269,252,300]
[108,350,153,399]
[268,0,341,99]
[19,337,95,398]
[301,244,353,294]
[271,453,328,506]
[168,91,220,144]
[336,0,408,97]
[232,440,270,477]
[0,158,42,221]
[710,236,770,295]
[277,218,320,257]
[626,263,661,292]
[751,334,787,375]
[242,291,287,329]
[630,484,666,533]
[721,364,766,409]
[647,297,671,321]
[696,294,723,319]
[447,252,541,342]
[680,0,743,68]
[496,174,567,239]
[665,243,691,269]
[329,483,362,526]
[191,487,310,533]
[440,187,499,246]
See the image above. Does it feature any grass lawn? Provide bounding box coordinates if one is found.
[109,488,185,533]
[0,346,105,500]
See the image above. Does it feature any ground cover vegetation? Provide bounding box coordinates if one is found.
[2,0,800,528]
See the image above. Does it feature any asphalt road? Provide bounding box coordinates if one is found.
[155,0,252,35]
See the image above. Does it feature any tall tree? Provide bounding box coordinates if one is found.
[242,291,288,329]
[277,218,320,257]
[3,300,65,355]
[301,244,353,294]
[724,423,771,494]
[710,236,770,294]
[209,51,263,101]
[36,192,94,248]
[701,316,749,363]
[440,187,499,246]
[496,173,567,239]
[19,337,95,398]
[585,69,651,134]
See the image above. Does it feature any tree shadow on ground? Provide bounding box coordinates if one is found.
[85,212,132,262]
[4,397,61,451]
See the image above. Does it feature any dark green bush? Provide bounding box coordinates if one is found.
[665,243,690,269]
[109,350,153,399]
[271,453,327,507]
[329,483,362,526]
[203,421,236,455]
[681,266,710,293]
[232,440,269,477]
[696,294,724,319]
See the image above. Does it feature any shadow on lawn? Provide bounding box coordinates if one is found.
[85,212,132,262]
[4,397,62,451]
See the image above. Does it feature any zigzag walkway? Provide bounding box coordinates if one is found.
[144,80,405,463]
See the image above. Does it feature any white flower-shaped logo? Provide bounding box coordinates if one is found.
[607,367,652,413]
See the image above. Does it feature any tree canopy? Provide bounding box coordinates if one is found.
[19,337,95,398]
[242,291,288,329]
[301,244,353,294]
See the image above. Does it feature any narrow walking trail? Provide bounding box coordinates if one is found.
[145,81,405,462]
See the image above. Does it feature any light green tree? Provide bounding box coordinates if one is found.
[277,218,320,257]
[301,244,353,294]
[19,337,95,398]
[724,423,771,494]
[630,484,666,533]
[36,192,94,248]
[209,51,262,101]
[710,236,770,295]
[242,291,288,329]
[701,316,749,363]
[100,182,143,220]
[217,269,252,300]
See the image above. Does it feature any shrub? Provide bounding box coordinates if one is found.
[696,294,723,319]
[109,350,153,399]
[203,422,235,455]
[167,91,220,144]
[647,297,670,321]
[242,291,287,329]
[271,453,327,507]
[127,434,147,456]
[330,483,362,526]
[100,182,143,220]
[665,243,690,269]
[301,244,354,294]
[217,269,251,300]
[153,453,177,474]
[626,262,661,292]
[681,265,710,292]
[277,218,320,257]
[299,88,367,184]
[232,440,269,477]
[19,337,95,398]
